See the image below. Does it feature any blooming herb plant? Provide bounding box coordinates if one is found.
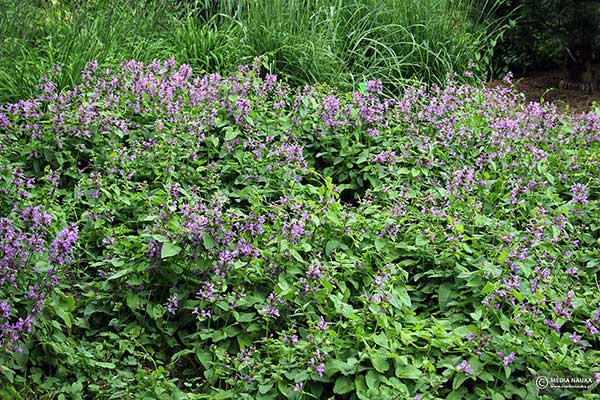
[0,60,598,399]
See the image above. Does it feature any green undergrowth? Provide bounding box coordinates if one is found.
[0,61,598,399]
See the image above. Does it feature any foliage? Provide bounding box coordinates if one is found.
[0,0,507,104]
[0,60,599,399]
[223,0,506,92]
[488,0,600,73]
[0,0,181,103]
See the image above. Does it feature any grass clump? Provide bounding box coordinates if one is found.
[228,0,506,92]
[0,0,506,103]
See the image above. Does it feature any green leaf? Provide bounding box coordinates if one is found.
[415,235,428,247]
[438,284,454,308]
[391,287,411,309]
[126,293,140,311]
[470,309,482,321]
[326,239,347,255]
[195,350,212,369]
[237,334,253,349]
[355,375,368,400]
[94,361,116,369]
[327,358,358,375]
[395,364,422,380]
[370,351,390,373]
[375,237,386,252]
[333,376,355,394]
[53,303,72,329]
[453,373,469,390]
[147,304,165,319]
[161,242,181,259]
[0,366,14,384]
[258,383,273,394]
[107,267,132,281]
[224,127,239,141]
[224,325,241,337]
[234,312,255,323]
[202,233,215,250]
[365,370,380,390]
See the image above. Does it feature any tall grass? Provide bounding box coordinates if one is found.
[228,0,506,92]
[0,0,177,102]
[0,0,506,103]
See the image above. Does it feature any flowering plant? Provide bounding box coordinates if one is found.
[0,61,598,398]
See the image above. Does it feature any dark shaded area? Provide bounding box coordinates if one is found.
[489,0,600,74]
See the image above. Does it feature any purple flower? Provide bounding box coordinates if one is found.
[0,300,10,319]
[584,320,599,335]
[293,382,304,392]
[366,127,379,137]
[497,351,515,366]
[21,205,52,228]
[321,95,342,126]
[309,358,325,377]
[456,360,474,375]
[316,316,331,331]
[261,305,280,318]
[165,293,178,315]
[282,219,306,243]
[49,224,78,266]
[544,319,562,333]
[372,150,397,165]
[366,79,383,95]
[571,183,588,206]
[306,262,323,280]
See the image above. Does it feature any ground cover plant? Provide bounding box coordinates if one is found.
[0,59,599,399]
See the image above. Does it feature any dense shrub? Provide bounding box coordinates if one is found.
[0,60,599,399]
[488,0,600,73]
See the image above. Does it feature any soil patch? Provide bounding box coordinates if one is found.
[488,66,600,114]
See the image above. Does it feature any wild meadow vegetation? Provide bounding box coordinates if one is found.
[1,0,599,399]
[0,0,505,102]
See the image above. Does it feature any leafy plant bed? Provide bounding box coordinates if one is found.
[0,61,599,399]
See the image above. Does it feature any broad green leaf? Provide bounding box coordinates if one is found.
[470,308,482,321]
[161,241,181,259]
[224,127,239,141]
[370,351,390,373]
[126,293,140,311]
[333,376,355,394]
[146,304,164,319]
[375,237,386,252]
[202,233,215,250]
[438,284,454,308]
[365,369,380,390]
[395,364,422,380]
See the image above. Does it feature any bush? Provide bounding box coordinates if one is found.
[488,0,600,73]
[0,61,598,399]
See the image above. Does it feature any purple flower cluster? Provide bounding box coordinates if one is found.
[49,224,79,266]
[1,202,77,351]
[308,348,328,377]
[1,58,598,395]
[165,293,179,315]
[372,150,397,165]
